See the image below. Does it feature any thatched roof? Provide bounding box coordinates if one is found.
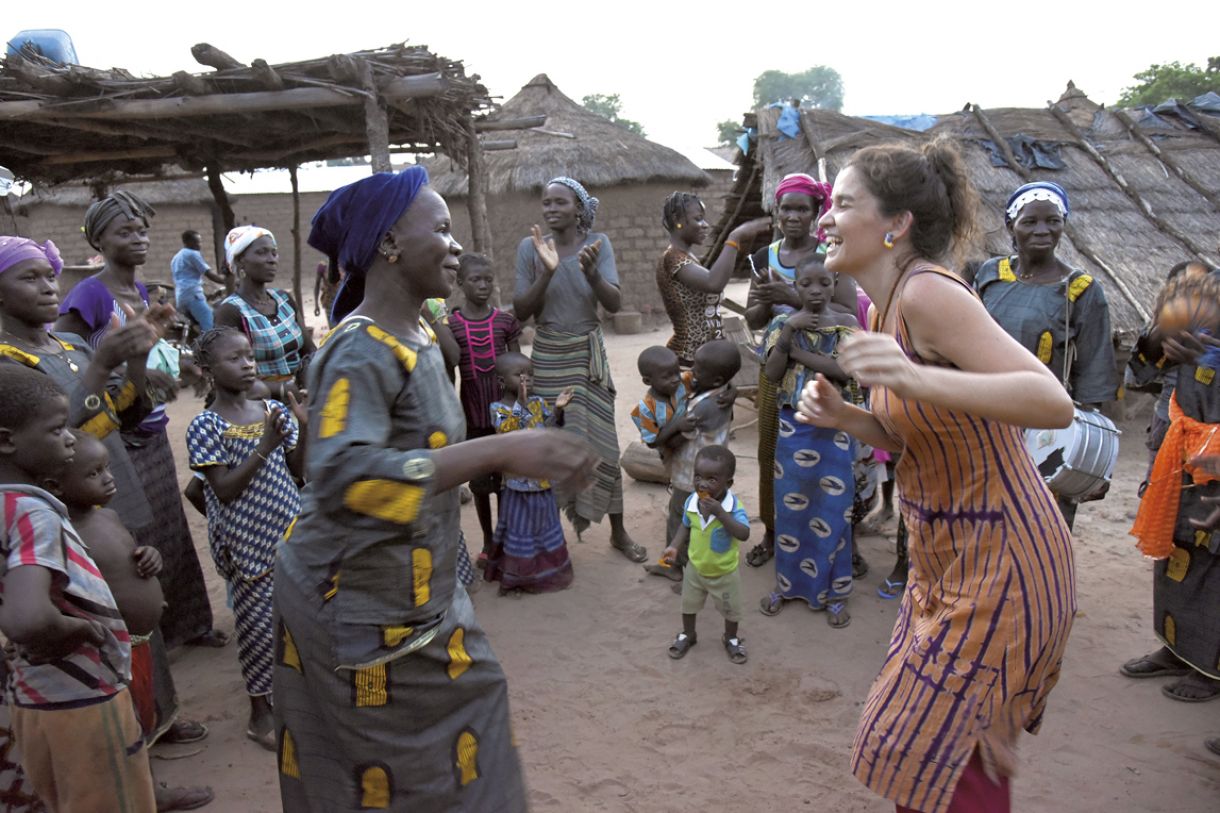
[0,42,492,185]
[12,177,216,210]
[423,74,709,196]
[709,85,1220,341]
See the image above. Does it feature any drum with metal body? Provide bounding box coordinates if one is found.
[1025,407,1121,500]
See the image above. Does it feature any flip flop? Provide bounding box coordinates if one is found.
[878,578,906,600]
[1120,653,1191,679]
[159,720,209,745]
[246,727,277,751]
[759,592,784,617]
[1206,738,1220,757]
[827,602,851,629]
[668,632,696,659]
[610,538,648,563]
[1162,675,1220,703]
[155,783,214,812]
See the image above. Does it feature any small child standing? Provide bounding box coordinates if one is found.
[0,364,156,812]
[484,352,574,595]
[185,328,304,750]
[664,340,741,557]
[759,255,860,628]
[448,253,522,566]
[663,445,750,664]
[55,430,164,739]
[631,345,694,578]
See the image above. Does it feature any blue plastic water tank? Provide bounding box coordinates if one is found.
[6,29,79,65]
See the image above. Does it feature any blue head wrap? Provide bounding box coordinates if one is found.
[546,176,599,232]
[1005,181,1069,223]
[308,166,430,323]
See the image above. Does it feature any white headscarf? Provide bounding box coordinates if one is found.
[224,225,276,269]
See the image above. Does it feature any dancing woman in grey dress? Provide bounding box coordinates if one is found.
[274,167,595,812]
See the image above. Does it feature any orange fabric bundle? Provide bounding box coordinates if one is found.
[1131,393,1220,558]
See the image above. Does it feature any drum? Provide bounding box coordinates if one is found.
[1025,408,1121,500]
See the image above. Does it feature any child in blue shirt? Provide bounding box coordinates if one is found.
[662,445,750,664]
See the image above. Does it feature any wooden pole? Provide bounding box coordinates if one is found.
[1111,108,1220,213]
[290,164,304,323]
[0,73,446,121]
[362,62,392,174]
[205,164,236,292]
[464,115,494,262]
[473,115,546,132]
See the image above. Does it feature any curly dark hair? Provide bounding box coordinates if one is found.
[0,363,66,431]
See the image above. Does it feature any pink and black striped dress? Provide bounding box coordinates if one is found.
[851,266,1076,813]
[449,307,522,436]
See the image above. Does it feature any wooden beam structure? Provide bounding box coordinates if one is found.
[0,73,446,121]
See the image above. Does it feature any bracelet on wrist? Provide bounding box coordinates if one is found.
[725,239,740,250]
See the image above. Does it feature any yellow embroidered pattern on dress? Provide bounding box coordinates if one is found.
[1164,614,1176,646]
[280,729,300,778]
[319,377,350,439]
[383,626,414,648]
[446,628,472,680]
[412,548,432,607]
[455,731,479,787]
[1196,366,1215,386]
[1166,547,1190,582]
[279,623,302,673]
[1067,274,1093,303]
[997,257,1016,282]
[343,480,424,524]
[359,765,391,809]
[366,325,418,373]
[428,431,448,449]
[353,664,389,707]
[1036,331,1053,364]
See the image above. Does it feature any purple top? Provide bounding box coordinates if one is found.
[59,276,168,433]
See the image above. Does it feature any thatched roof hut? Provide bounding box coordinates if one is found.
[424,74,709,196]
[709,85,1220,343]
[422,74,713,321]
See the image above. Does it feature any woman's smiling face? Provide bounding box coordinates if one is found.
[819,166,891,277]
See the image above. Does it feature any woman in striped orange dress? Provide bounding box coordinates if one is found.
[796,138,1077,813]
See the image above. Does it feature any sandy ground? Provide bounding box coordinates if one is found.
[150,305,1220,812]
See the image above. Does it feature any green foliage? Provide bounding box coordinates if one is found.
[1117,57,1220,107]
[581,93,645,136]
[752,67,844,111]
[716,119,740,147]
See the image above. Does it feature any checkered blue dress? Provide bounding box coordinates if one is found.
[187,401,300,695]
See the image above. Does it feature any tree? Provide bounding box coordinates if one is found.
[581,93,645,136]
[1117,57,1219,107]
[716,119,740,147]
[752,67,844,111]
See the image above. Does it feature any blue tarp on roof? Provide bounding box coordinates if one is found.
[860,114,939,132]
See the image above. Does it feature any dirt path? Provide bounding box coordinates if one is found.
[152,319,1220,811]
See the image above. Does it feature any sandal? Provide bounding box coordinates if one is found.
[476,552,488,569]
[1206,738,1220,757]
[610,536,648,563]
[745,541,774,568]
[185,629,229,648]
[723,635,747,665]
[668,632,697,660]
[154,783,214,811]
[1120,650,1191,679]
[759,592,784,616]
[160,719,209,745]
[1162,673,1220,703]
[878,578,906,600]
[246,727,277,752]
[827,602,851,629]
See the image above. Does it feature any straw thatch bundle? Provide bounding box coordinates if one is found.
[424,74,709,196]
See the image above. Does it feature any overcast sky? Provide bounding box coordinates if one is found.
[8,1,1218,153]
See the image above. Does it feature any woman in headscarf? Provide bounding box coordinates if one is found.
[275,167,596,812]
[973,181,1117,529]
[742,173,857,568]
[214,226,313,401]
[56,191,223,654]
[513,176,646,561]
[1121,268,1220,703]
